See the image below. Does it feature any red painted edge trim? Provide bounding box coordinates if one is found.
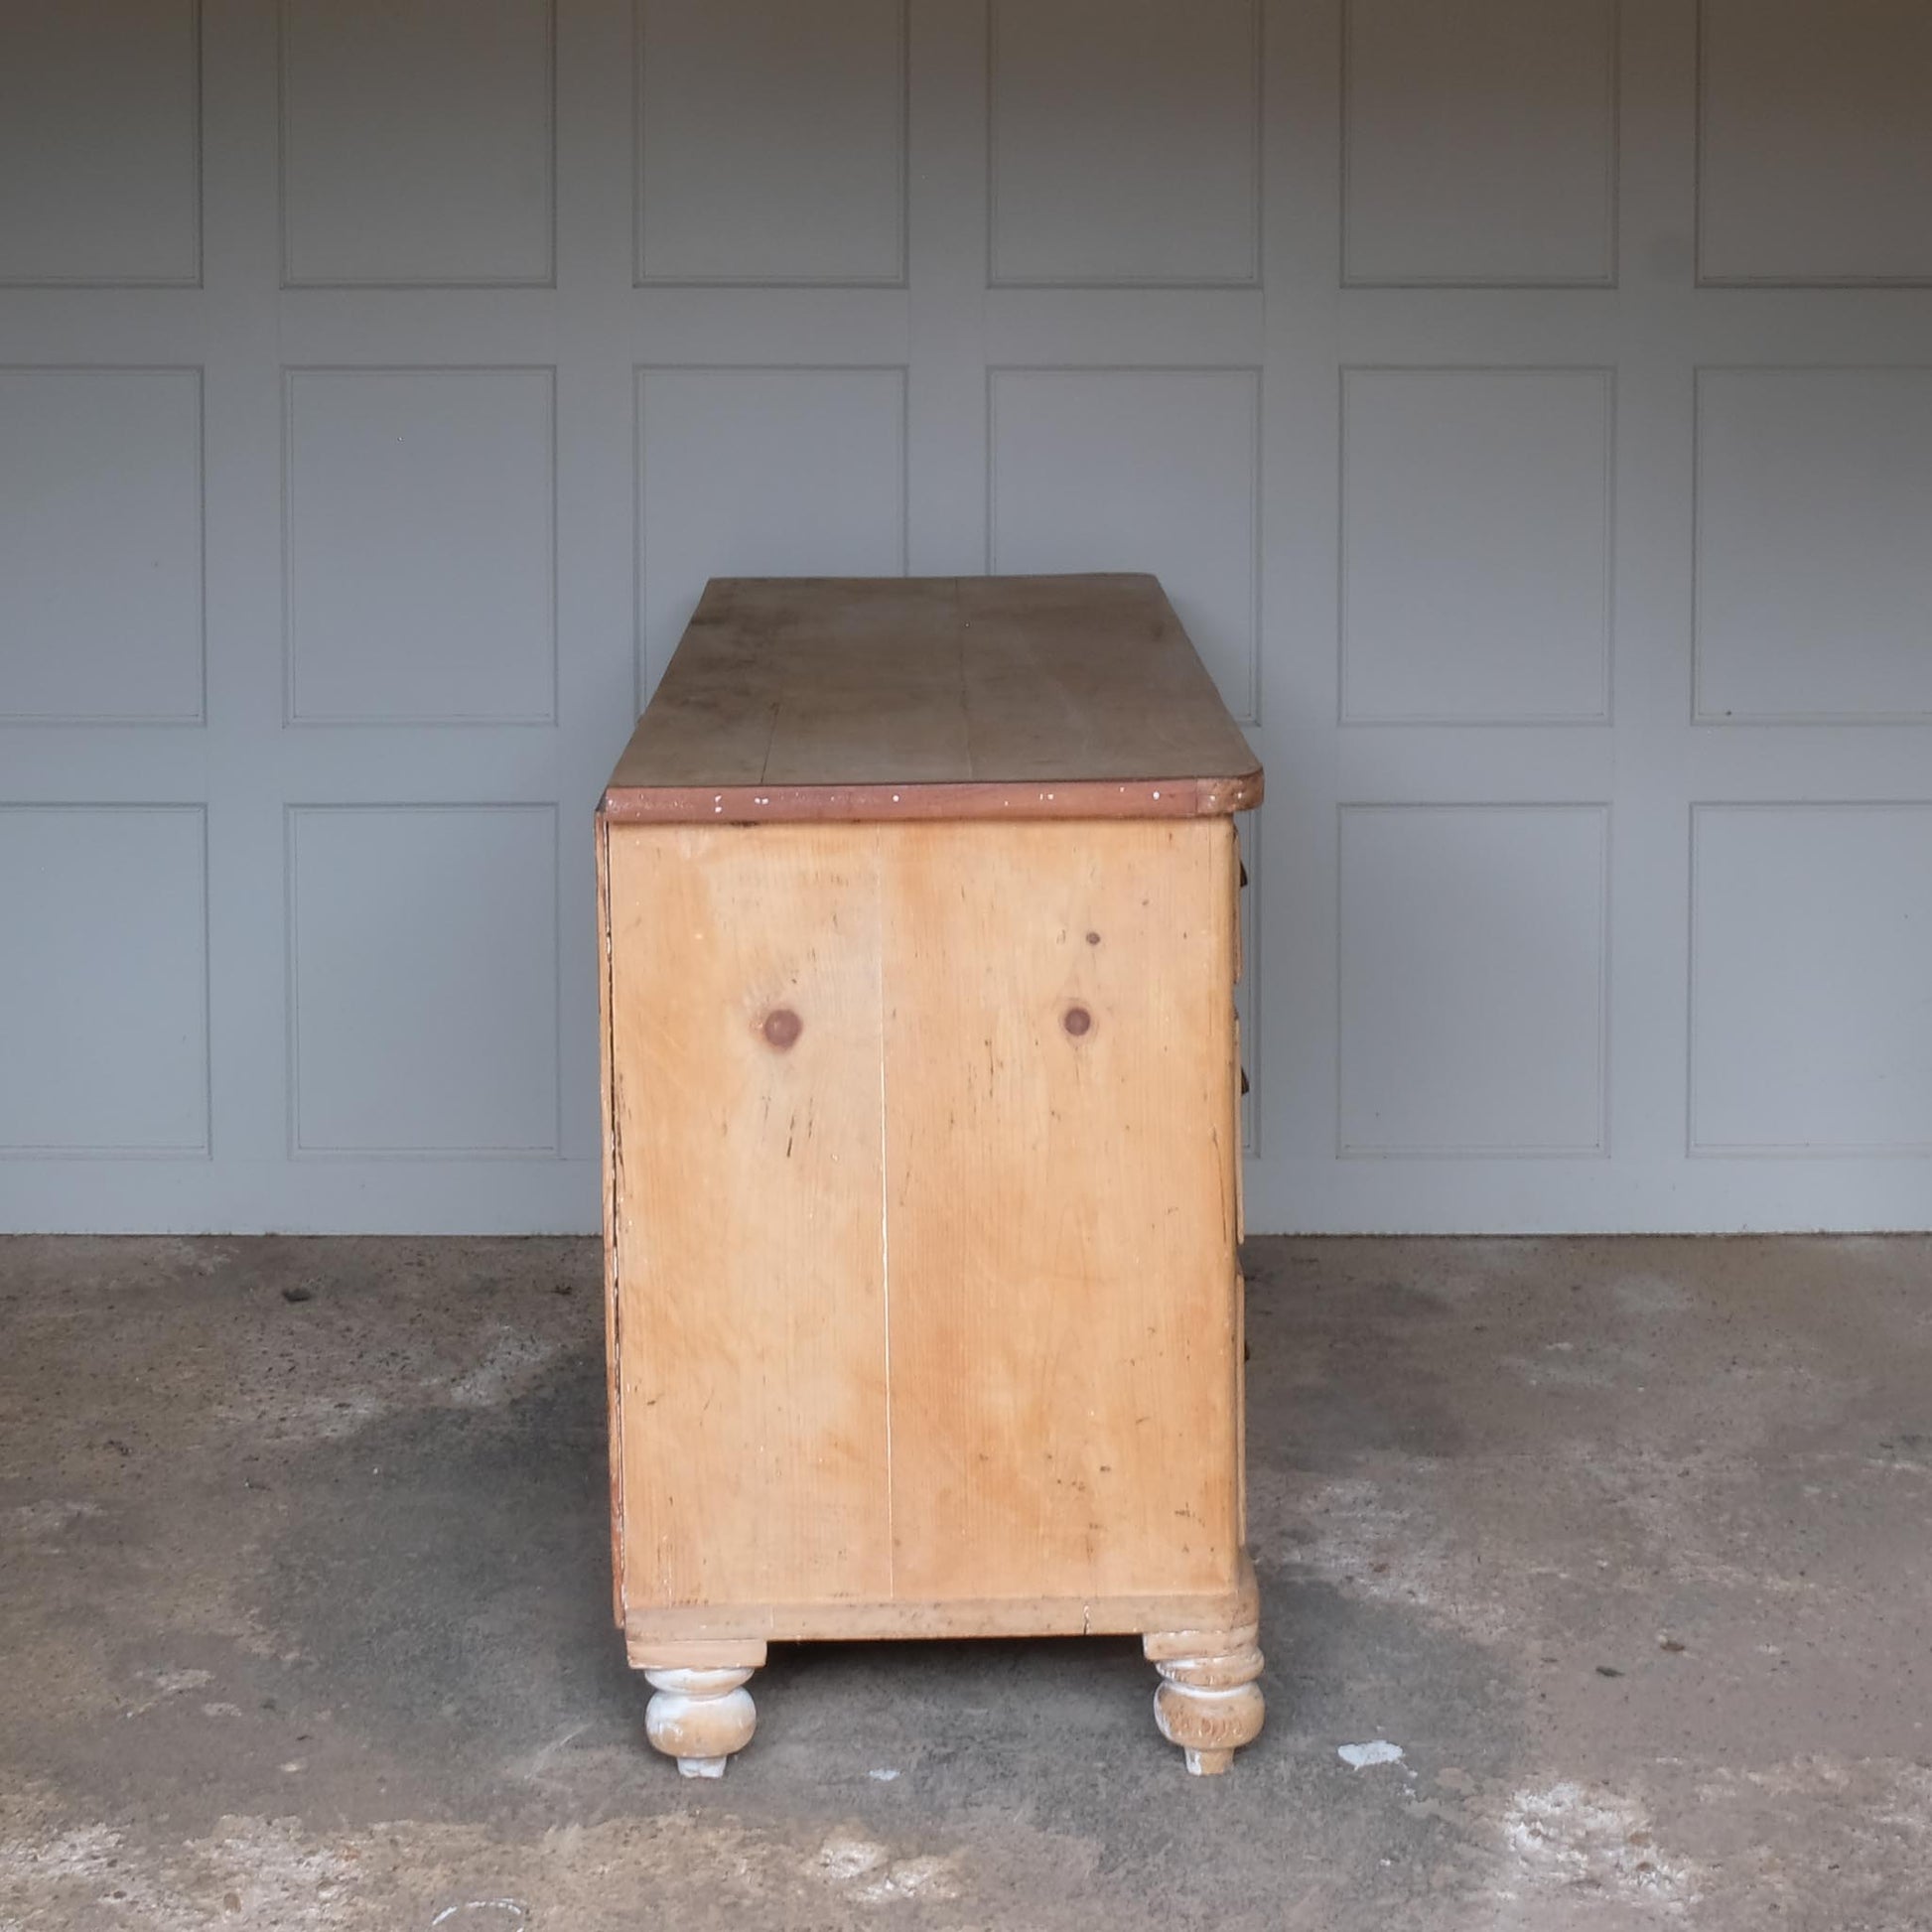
[599,770,1263,825]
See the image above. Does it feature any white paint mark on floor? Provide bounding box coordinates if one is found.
[445,1332,563,1410]
[812,1833,961,1904]
[859,1855,958,1903]
[0,1817,359,1930]
[816,1836,889,1882]
[1262,1470,1519,1645]
[429,1900,529,1927]
[207,1321,565,1449]
[216,1390,389,1443]
[507,1722,597,1790]
[1338,1740,1405,1769]
[144,1666,214,1695]
[0,1823,175,1924]
[8,1500,102,1539]
[1608,1269,1694,1316]
[1500,1780,1697,1905]
[868,1766,900,1781]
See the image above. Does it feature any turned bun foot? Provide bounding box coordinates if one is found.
[1144,1620,1264,1775]
[642,1665,758,1777]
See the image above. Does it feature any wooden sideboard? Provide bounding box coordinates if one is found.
[597,574,1263,1776]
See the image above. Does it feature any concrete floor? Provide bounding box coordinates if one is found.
[1,1237,1928,1931]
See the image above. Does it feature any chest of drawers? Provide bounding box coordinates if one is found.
[598,574,1263,1776]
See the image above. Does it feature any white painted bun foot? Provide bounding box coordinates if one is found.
[1145,1620,1264,1775]
[642,1665,758,1776]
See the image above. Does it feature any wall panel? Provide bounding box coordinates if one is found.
[1337,805,1607,1157]
[1693,806,1932,1153]
[636,0,905,284]
[284,367,557,723]
[0,369,205,724]
[288,805,560,1156]
[0,0,200,285]
[281,0,554,286]
[1695,368,1932,724]
[1698,0,1932,286]
[1343,0,1615,286]
[0,807,208,1155]
[989,0,1258,286]
[1341,367,1612,724]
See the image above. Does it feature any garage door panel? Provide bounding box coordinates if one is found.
[0,0,1928,1233]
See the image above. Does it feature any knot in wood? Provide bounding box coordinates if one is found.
[1062,1005,1093,1038]
[761,1008,803,1050]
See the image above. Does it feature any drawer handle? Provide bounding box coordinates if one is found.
[761,1008,803,1050]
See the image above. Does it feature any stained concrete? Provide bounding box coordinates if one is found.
[1,1235,1928,1931]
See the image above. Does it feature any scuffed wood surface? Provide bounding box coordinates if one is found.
[880,818,1242,1603]
[621,1582,1255,1646]
[603,575,1262,822]
[606,824,894,1611]
[605,818,1243,1628]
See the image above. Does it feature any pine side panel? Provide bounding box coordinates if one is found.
[596,815,625,1627]
[606,823,893,1609]
[881,819,1241,1603]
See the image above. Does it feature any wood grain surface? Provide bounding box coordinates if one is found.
[879,818,1242,1602]
[603,575,1262,823]
[606,823,894,1610]
[604,817,1243,1626]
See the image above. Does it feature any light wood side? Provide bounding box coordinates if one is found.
[596,817,625,1627]
[605,823,893,1611]
[880,818,1242,1603]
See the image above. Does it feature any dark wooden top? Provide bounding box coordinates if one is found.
[601,575,1262,823]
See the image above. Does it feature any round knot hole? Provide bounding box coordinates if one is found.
[761,1008,803,1050]
[1062,1005,1093,1038]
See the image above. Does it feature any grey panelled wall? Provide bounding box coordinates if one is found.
[1,0,1930,1234]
